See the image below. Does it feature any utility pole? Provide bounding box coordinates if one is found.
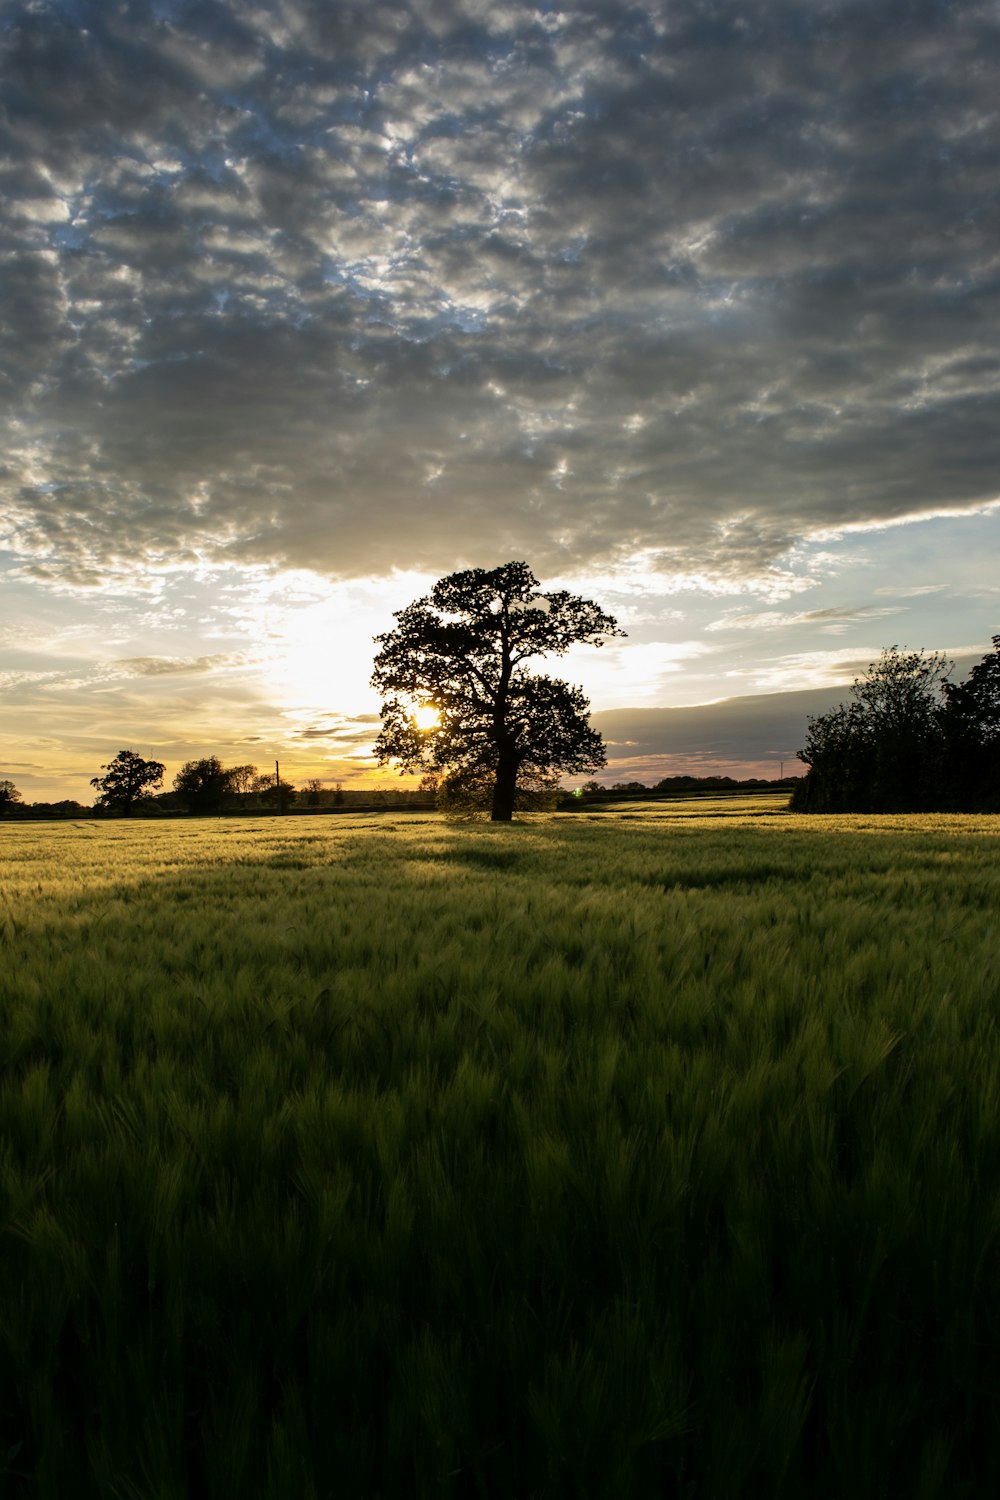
[780,760,784,781]
[276,758,283,813]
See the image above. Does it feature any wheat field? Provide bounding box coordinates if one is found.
[2,803,999,1498]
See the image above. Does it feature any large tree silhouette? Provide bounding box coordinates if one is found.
[371,562,624,821]
[90,749,165,815]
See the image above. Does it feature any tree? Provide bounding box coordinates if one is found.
[791,701,873,813]
[173,756,231,814]
[253,771,297,810]
[371,561,624,821]
[792,646,951,812]
[943,636,1000,743]
[941,635,1000,809]
[0,779,23,814]
[227,764,258,800]
[90,749,165,815]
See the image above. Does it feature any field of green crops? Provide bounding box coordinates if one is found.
[2,802,1000,1498]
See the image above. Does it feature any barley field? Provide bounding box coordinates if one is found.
[2,803,1000,1499]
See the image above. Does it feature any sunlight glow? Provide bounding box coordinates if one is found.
[413,703,440,731]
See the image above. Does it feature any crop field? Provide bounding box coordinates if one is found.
[2,803,1000,1499]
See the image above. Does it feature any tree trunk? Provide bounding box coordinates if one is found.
[491,752,518,822]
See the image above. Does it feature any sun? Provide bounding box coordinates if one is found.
[413,702,440,731]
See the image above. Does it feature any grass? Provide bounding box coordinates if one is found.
[2,803,1000,1497]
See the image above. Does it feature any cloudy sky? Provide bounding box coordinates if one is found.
[2,0,998,801]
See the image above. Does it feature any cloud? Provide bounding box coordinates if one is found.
[590,685,851,770]
[732,644,984,696]
[706,603,904,633]
[110,653,248,676]
[1,0,999,595]
[294,715,380,742]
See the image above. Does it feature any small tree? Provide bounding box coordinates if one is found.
[371,561,624,822]
[91,749,165,815]
[0,779,23,815]
[173,756,231,814]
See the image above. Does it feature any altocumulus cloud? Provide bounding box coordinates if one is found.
[1,0,999,594]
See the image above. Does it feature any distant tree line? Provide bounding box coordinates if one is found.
[84,751,304,815]
[571,775,796,801]
[792,637,1000,813]
[0,752,442,820]
[0,762,797,820]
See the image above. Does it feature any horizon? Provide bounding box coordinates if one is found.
[2,2,998,802]
[0,674,826,805]
[0,668,984,807]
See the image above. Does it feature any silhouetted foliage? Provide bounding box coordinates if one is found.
[253,772,297,810]
[565,775,796,807]
[173,756,232,813]
[226,764,258,799]
[653,775,780,792]
[793,640,1000,812]
[90,750,165,815]
[25,800,89,819]
[372,561,624,821]
[940,635,1000,811]
[0,779,22,813]
[2,799,91,821]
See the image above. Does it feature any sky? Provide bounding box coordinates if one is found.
[2,0,999,802]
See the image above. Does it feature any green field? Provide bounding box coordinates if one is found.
[2,803,1000,1498]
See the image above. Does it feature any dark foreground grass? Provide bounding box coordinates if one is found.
[2,806,1000,1498]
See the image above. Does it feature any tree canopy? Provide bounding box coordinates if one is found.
[792,638,1000,812]
[371,561,624,821]
[0,779,23,812]
[90,749,165,815]
[173,756,232,814]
